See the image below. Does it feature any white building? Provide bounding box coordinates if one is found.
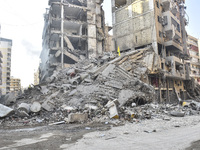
[0,37,12,95]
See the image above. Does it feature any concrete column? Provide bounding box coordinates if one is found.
[87,0,97,58]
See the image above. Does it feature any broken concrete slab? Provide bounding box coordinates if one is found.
[68,113,88,123]
[68,89,78,96]
[0,104,14,118]
[105,80,123,89]
[105,100,119,119]
[85,104,98,110]
[18,103,31,114]
[40,86,49,95]
[2,92,16,106]
[102,64,115,77]
[61,105,75,112]
[42,100,55,111]
[118,90,135,106]
[170,111,185,117]
[30,102,41,113]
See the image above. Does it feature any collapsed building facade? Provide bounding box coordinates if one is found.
[112,0,190,102]
[39,0,107,82]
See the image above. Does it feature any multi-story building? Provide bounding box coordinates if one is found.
[10,77,21,94]
[34,69,39,85]
[39,0,107,82]
[0,51,3,96]
[112,0,189,102]
[0,37,12,95]
[187,35,200,84]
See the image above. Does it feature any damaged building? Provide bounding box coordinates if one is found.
[112,0,189,102]
[186,35,200,84]
[39,0,108,82]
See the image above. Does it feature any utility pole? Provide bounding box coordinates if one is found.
[61,0,64,68]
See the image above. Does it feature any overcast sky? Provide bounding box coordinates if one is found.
[0,0,199,87]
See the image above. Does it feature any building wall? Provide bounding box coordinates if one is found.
[0,51,3,96]
[112,0,156,52]
[10,77,21,94]
[0,38,12,95]
[34,69,39,85]
[187,35,200,84]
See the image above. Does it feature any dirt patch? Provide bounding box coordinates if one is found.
[185,140,200,150]
[0,123,111,150]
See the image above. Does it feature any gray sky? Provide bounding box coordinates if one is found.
[0,0,199,87]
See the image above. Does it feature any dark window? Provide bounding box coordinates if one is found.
[156,1,160,8]
[161,63,164,69]
[157,16,161,23]
[135,36,137,43]
[159,31,162,37]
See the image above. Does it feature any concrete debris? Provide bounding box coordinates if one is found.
[42,100,55,112]
[18,103,31,114]
[170,111,185,117]
[0,92,16,106]
[40,86,49,95]
[1,46,200,126]
[0,104,14,118]
[105,100,119,119]
[49,121,66,126]
[30,102,41,113]
[68,113,88,123]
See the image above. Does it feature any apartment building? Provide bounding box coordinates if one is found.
[39,0,107,82]
[112,0,189,102]
[10,77,21,94]
[0,37,12,95]
[187,35,200,84]
[0,51,3,96]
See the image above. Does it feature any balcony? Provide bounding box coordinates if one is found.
[48,0,60,5]
[165,56,186,79]
[161,0,170,11]
[165,40,183,52]
[49,0,87,7]
[162,11,181,36]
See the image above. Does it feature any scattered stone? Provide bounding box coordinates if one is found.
[30,102,41,113]
[170,111,185,117]
[40,86,49,95]
[68,113,88,123]
[18,103,31,114]
[42,100,55,111]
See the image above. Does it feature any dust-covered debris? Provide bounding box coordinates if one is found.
[0,46,200,127]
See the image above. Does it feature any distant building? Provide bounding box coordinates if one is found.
[10,77,21,94]
[0,37,12,95]
[0,51,3,96]
[34,69,39,85]
[187,35,200,84]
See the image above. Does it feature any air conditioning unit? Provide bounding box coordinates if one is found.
[163,32,167,38]
[161,16,168,26]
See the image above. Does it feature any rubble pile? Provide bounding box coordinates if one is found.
[0,46,200,126]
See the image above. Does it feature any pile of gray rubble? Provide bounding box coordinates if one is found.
[1,46,200,126]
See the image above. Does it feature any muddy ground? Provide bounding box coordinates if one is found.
[0,123,111,150]
[0,115,200,150]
